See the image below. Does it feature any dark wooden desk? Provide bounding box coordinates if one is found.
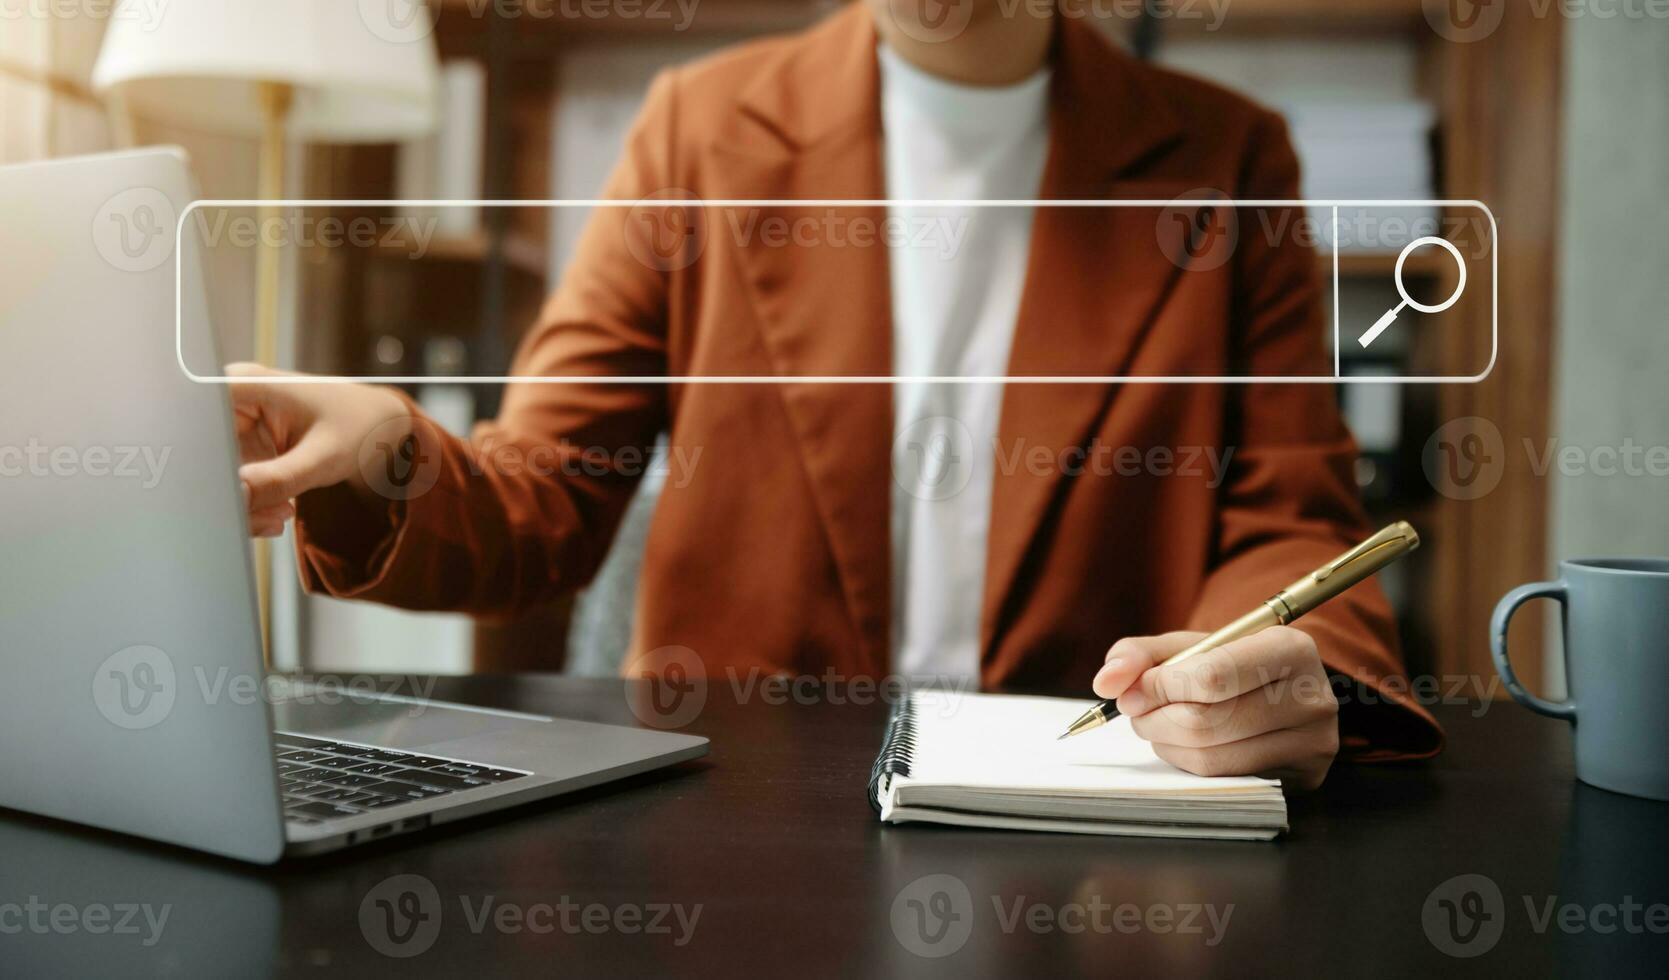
[4,678,1667,978]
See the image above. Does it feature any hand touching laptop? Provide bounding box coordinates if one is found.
[227,363,410,538]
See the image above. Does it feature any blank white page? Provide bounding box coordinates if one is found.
[896,692,1279,797]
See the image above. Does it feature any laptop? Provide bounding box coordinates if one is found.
[0,148,707,863]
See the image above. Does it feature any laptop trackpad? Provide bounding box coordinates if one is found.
[272,694,533,753]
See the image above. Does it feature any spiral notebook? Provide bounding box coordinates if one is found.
[869,691,1288,841]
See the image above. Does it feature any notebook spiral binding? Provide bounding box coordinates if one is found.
[867,692,920,813]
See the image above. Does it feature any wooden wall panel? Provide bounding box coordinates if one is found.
[1422,6,1563,694]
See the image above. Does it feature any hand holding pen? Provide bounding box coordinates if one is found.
[1068,523,1420,791]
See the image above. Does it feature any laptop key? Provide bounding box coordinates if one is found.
[313,755,370,771]
[361,749,419,765]
[287,801,362,820]
[277,750,331,763]
[430,763,492,778]
[430,763,525,782]
[352,796,413,810]
[346,762,405,776]
[323,743,382,757]
[274,735,338,750]
[322,772,385,789]
[282,780,333,798]
[399,770,490,792]
[288,767,337,782]
[400,756,454,768]
[376,780,452,802]
[309,788,375,805]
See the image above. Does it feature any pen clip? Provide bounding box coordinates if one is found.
[1314,522,1418,583]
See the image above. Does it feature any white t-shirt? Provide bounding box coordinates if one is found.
[880,45,1051,682]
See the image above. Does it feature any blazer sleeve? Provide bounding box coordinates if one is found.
[1182,109,1444,763]
[290,70,685,619]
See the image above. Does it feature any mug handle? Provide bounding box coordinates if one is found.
[1490,580,1576,721]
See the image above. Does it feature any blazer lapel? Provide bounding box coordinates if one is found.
[709,8,894,672]
[981,20,1189,660]
[702,8,1195,671]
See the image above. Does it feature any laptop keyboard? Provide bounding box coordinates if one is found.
[274,733,529,826]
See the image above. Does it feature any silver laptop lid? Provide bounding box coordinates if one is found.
[0,148,286,863]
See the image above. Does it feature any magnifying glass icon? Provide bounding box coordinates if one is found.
[1358,235,1468,348]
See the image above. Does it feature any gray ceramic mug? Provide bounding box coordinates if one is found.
[1492,558,1669,801]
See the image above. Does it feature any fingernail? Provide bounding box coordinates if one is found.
[1118,690,1147,715]
[1106,657,1125,671]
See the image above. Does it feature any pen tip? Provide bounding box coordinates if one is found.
[1058,706,1113,741]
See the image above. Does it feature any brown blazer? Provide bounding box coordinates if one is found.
[296,6,1442,761]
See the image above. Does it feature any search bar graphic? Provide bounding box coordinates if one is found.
[173,198,1496,385]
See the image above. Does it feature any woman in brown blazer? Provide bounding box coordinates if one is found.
[231,1,1442,789]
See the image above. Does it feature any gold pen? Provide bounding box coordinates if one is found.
[1057,521,1421,740]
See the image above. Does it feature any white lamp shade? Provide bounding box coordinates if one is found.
[93,0,440,142]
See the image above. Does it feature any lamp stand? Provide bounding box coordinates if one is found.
[253,80,294,663]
